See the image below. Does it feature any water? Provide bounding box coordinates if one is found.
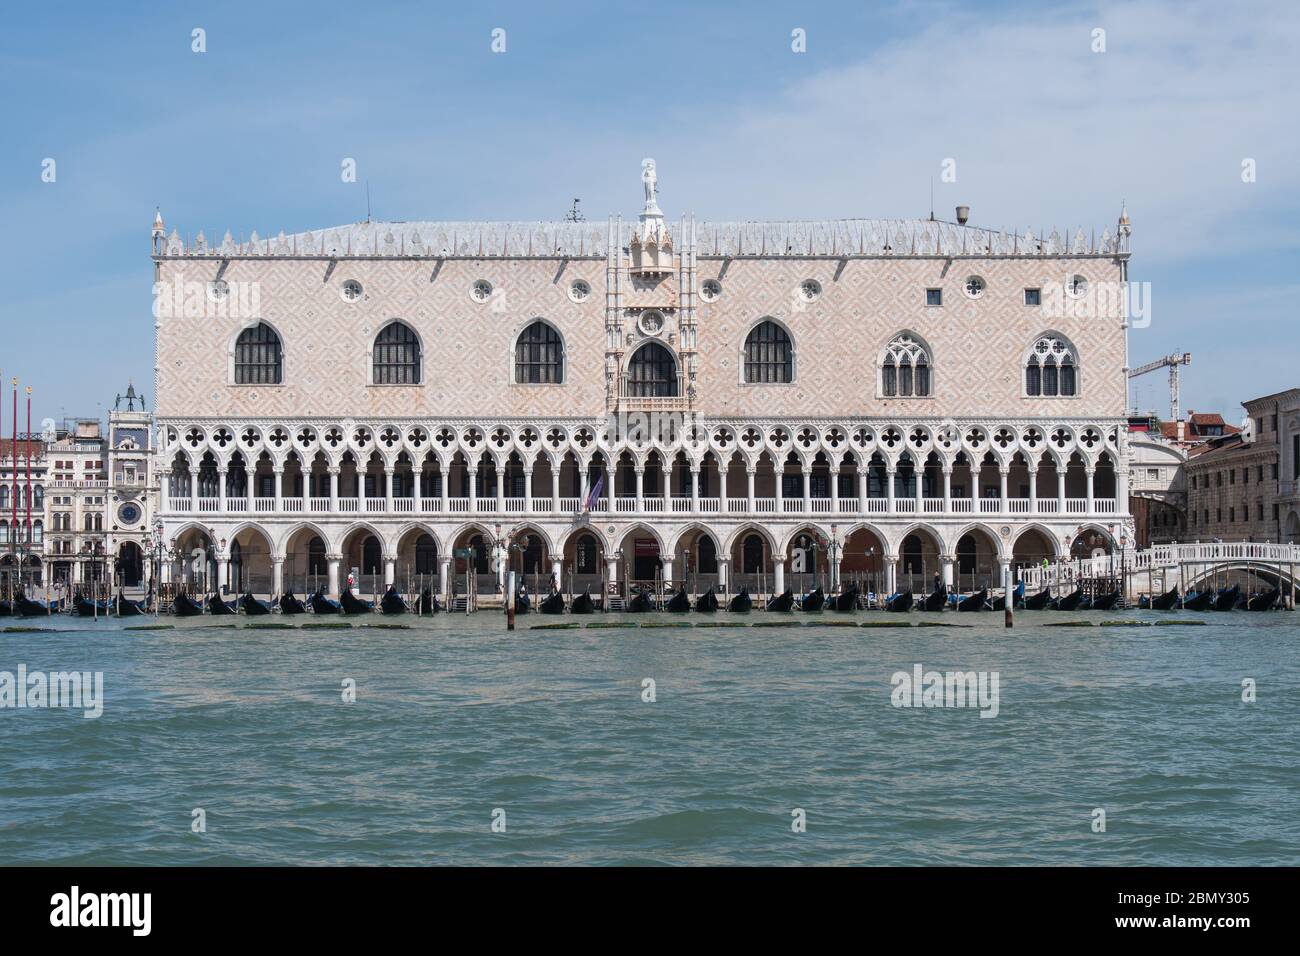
[1,610,1296,865]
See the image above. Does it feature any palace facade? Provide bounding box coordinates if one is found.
[152,162,1135,601]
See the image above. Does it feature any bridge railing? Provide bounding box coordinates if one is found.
[1020,541,1300,591]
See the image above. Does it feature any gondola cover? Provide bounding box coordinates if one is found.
[800,587,825,612]
[571,589,596,614]
[172,592,204,617]
[692,588,718,612]
[666,587,691,612]
[957,588,989,612]
[308,588,342,614]
[240,593,272,615]
[765,589,794,612]
[339,589,374,615]
[832,586,859,611]
[539,590,566,614]
[728,587,752,612]
[886,590,914,612]
[208,594,237,615]
[279,592,308,615]
[379,586,408,615]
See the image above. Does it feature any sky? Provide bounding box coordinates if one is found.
[1,0,1296,427]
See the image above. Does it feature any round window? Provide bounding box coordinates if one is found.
[341,280,363,302]
[569,279,591,303]
[207,280,229,302]
[964,275,986,298]
[700,278,722,302]
[471,279,493,303]
[799,279,822,301]
[638,310,665,335]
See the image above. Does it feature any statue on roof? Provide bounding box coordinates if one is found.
[641,158,660,214]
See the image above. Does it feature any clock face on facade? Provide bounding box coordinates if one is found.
[118,502,141,525]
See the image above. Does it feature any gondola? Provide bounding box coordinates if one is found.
[990,583,1024,612]
[241,593,273,615]
[885,590,914,612]
[308,588,342,614]
[666,587,691,612]
[1090,591,1122,611]
[1023,588,1053,610]
[1248,587,1280,611]
[832,586,859,611]
[729,588,753,612]
[571,589,596,614]
[957,588,989,612]
[1149,586,1180,611]
[74,597,109,617]
[418,588,440,614]
[1077,595,1094,611]
[1212,584,1241,612]
[693,588,718,612]
[1183,589,1216,611]
[15,595,52,617]
[172,592,204,617]
[115,591,145,616]
[626,590,654,613]
[339,589,373,615]
[919,585,948,611]
[279,591,308,615]
[208,594,237,615]
[1053,588,1085,612]
[379,586,408,615]
[800,587,825,612]
[0,600,10,617]
[539,590,566,614]
[514,590,531,614]
[765,589,794,612]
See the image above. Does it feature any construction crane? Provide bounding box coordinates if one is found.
[1127,352,1191,422]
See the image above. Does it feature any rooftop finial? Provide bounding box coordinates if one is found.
[152,207,165,236]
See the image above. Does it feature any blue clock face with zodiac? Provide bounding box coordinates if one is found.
[118,502,141,525]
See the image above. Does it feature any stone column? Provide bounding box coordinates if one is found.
[634,467,645,513]
[1057,470,1067,513]
[829,467,840,514]
[469,466,479,512]
[384,556,396,588]
[661,556,674,590]
[999,467,1009,514]
[550,557,563,592]
[690,465,700,513]
[218,471,228,514]
[605,460,616,515]
[216,556,229,595]
[717,556,729,592]
[273,466,284,512]
[801,467,811,513]
[329,467,340,511]
[914,464,924,512]
[605,556,619,596]
[385,468,395,511]
[440,465,450,514]
[1117,465,1129,513]
[1028,465,1038,513]
[774,466,784,512]
[1085,467,1096,515]
[941,554,955,590]
[438,555,450,602]
[746,467,756,513]
[943,467,952,513]
[719,466,729,513]
[857,468,867,513]
[327,555,341,596]
[189,466,199,512]
[524,464,533,513]
[773,558,785,595]
[886,466,896,514]
[550,464,560,514]
[495,463,506,513]
[272,556,284,597]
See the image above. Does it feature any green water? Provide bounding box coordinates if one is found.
[0,610,1295,865]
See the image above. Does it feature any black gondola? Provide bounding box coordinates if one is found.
[279,591,308,615]
[1090,591,1122,611]
[115,591,144,616]
[379,586,408,615]
[571,589,596,614]
[0,600,10,616]
[957,588,989,612]
[1023,587,1053,610]
[241,593,273,615]
[515,590,531,614]
[74,597,108,617]
[800,587,825,612]
[666,587,691,612]
[832,586,859,611]
[208,594,237,615]
[1183,589,1216,611]
[920,585,947,611]
[173,592,204,617]
[1053,588,1085,612]
[1213,585,1241,612]
[990,582,1025,611]
[418,588,440,614]
[765,589,794,612]
[339,589,373,615]
[1248,588,1280,611]
[1149,586,1180,610]
[886,590,914,612]
[15,595,51,616]
[693,588,718,612]
[729,588,753,612]
[308,589,342,614]
[539,590,566,614]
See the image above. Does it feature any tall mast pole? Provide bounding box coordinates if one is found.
[25,387,32,545]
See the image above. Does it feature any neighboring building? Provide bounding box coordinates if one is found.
[0,433,46,591]
[151,163,1135,600]
[1127,430,1188,548]
[1185,389,1300,543]
[106,383,156,591]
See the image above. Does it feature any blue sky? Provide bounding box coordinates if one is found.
[1,0,1296,426]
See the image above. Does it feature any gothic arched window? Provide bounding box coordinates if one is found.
[514,321,564,384]
[626,342,678,397]
[880,333,932,397]
[743,320,793,383]
[234,322,283,384]
[372,321,421,385]
[1025,334,1078,397]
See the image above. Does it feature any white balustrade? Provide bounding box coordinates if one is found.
[339,497,360,513]
[754,497,777,513]
[227,497,248,512]
[365,498,387,513]
[1066,498,1088,514]
[923,497,944,514]
[1007,499,1031,514]
[283,498,304,513]
[393,497,414,513]
[448,497,470,513]
[504,497,526,513]
[671,497,693,513]
[198,497,219,513]
[254,497,275,513]
[169,497,191,512]
[699,497,720,513]
[310,497,331,513]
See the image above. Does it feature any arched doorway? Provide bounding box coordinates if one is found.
[117,541,144,587]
